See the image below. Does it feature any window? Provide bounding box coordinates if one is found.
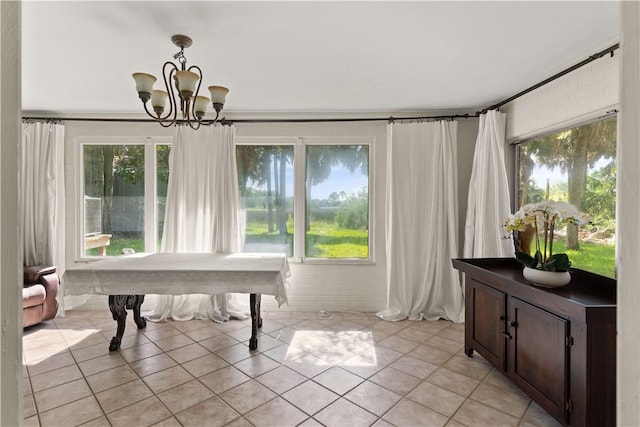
[516,116,616,277]
[305,144,369,258]
[236,137,372,262]
[236,144,295,255]
[79,138,171,257]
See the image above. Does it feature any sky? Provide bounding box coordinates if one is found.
[250,163,367,201]
[530,157,613,189]
[310,165,368,200]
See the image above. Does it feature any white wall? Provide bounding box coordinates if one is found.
[0,2,22,426]
[457,117,479,250]
[501,50,618,142]
[617,3,640,424]
[62,117,478,313]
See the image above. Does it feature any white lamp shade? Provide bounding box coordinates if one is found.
[208,86,229,105]
[151,90,168,109]
[132,73,156,94]
[175,70,199,94]
[194,96,210,114]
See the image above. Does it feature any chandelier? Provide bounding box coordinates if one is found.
[132,35,229,129]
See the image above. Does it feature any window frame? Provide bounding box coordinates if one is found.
[235,136,375,264]
[76,136,172,260]
[511,113,617,277]
[512,113,617,208]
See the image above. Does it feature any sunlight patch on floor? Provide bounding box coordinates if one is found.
[288,330,376,366]
[23,328,100,365]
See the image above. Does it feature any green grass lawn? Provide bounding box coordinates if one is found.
[552,240,615,278]
[305,221,368,258]
[90,225,614,279]
[86,237,145,257]
[244,220,368,258]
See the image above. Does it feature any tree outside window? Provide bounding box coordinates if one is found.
[517,116,616,277]
[81,142,170,256]
[236,141,371,260]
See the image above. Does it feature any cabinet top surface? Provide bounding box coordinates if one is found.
[452,257,616,309]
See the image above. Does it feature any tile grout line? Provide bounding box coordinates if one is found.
[24,311,552,427]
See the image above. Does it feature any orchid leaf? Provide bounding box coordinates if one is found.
[548,253,571,271]
[541,258,556,270]
[533,250,543,266]
[515,251,537,268]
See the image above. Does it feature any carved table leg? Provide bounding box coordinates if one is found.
[129,295,147,329]
[249,293,262,350]
[108,295,128,351]
[108,295,146,351]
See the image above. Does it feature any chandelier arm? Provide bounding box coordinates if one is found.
[141,101,156,119]
[159,117,178,128]
[161,61,179,123]
[141,102,174,127]
[187,65,204,123]
[183,98,193,128]
[199,112,220,126]
[188,119,201,130]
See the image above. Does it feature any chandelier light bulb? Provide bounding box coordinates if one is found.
[151,90,168,116]
[132,73,157,102]
[209,86,229,112]
[194,95,210,117]
[175,70,199,100]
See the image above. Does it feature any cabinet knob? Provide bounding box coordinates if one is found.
[498,315,505,321]
[510,321,518,327]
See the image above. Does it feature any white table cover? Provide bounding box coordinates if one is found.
[63,252,289,307]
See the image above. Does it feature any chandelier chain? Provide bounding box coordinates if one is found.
[173,48,187,65]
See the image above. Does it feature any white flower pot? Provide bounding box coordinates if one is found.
[523,266,571,288]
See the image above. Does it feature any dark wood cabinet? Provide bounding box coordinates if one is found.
[466,278,506,369]
[509,296,568,422]
[453,258,616,427]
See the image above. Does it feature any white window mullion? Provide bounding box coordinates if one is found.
[293,137,306,261]
[77,140,86,259]
[144,138,156,252]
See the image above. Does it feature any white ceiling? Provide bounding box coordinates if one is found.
[22,1,620,117]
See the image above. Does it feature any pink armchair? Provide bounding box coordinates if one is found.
[23,265,59,328]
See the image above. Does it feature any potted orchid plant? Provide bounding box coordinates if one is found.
[504,201,589,286]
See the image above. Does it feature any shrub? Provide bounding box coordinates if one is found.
[335,190,368,230]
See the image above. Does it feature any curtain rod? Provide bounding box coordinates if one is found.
[226,113,477,124]
[21,113,478,124]
[23,43,620,124]
[478,43,619,115]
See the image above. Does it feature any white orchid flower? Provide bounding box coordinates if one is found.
[504,200,588,270]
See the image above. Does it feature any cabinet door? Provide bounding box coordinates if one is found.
[466,279,507,370]
[508,297,568,423]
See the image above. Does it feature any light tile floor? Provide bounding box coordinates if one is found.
[22,310,562,427]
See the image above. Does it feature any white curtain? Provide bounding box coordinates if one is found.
[463,110,513,258]
[377,121,464,323]
[147,125,248,322]
[21,121,65,271]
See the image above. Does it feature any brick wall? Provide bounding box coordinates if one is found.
[501,50,619,142]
